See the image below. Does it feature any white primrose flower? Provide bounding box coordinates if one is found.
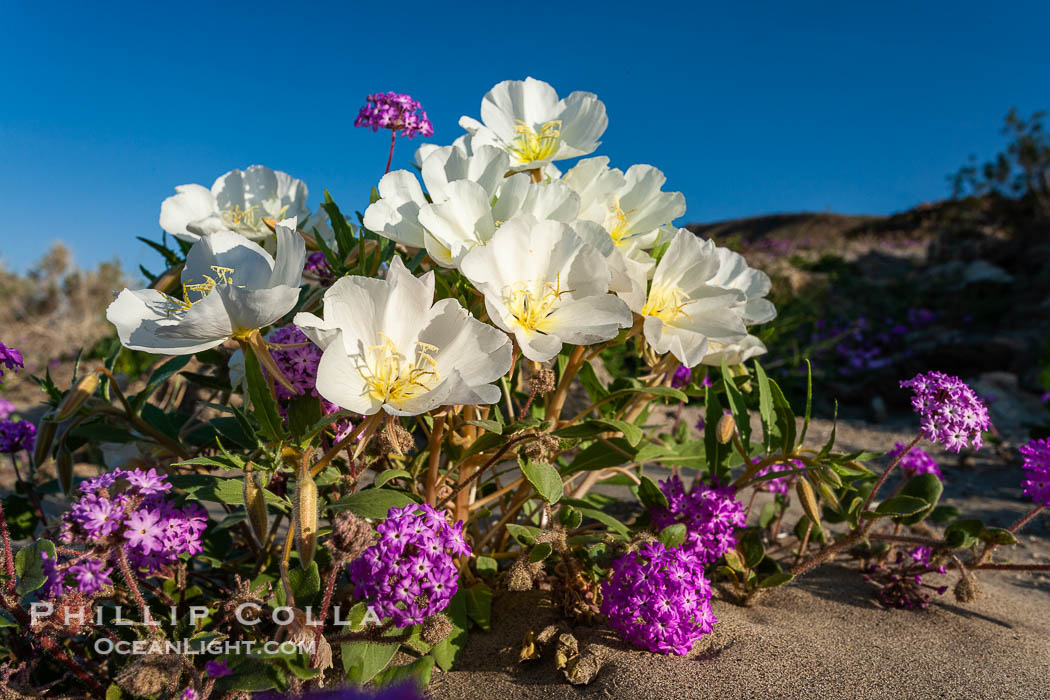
[293,257,512,416]
[630,228,774,367]
[459,217,633,362]
[107,218,305,355]
[365,145,580,268]
[459,77,608,172]
[160,165,332,243]
[564,157,686,252]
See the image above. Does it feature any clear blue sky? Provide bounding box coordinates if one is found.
[2,1,1047,273]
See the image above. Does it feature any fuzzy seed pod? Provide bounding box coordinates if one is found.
[523,434,560,462]
[56,445,74,497]
[327,511,375,562]
[954,571,981,603]
[116,655,175,698]
[56,372,99,421]
[507,557,535,591]
[294,464,318,568]
[528,367,557,395]
[421,613,454,644]
[32,415,58,469]
[716,414,736,444]
[796,477,821,528]
[243,466,270,547]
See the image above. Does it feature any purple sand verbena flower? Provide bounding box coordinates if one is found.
[349,504,469,628]
[0,419,35,454]
[267,326,354,442]
[68,558,114,596]
[205,660,232,678]
[888,442,942,480]
[0,342,24,386]
[0,397,14,419]
[671,365,691,389]
[651,475,745,564]
[751,458,801,495]
[1019,438,1050,507]
[601,541,716,655]
[354,92,434,139]
[900,371,992,453]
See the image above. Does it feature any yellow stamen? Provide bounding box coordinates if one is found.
[605,197,637,246]
[164,265,238,315]
[360,334,442,406]
[508,119,561,164]
[503,274,573,333]
[641,286,695,324]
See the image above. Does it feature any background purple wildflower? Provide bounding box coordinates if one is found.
[0,419,35,454]
[267,326,354,442]
[0,342,24,386]
[1019,438,1050,507]
[0,397,15,419]
[752,459,801,494]
[888,442,942,480]
[601,541,716,655]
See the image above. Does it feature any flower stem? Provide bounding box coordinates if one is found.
[0,500,16,595]
[424,412,446,506]
[860,433,921,517]
[385,131,396,174]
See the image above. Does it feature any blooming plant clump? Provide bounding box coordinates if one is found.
[349,504,470,627]
[601,541,716,655]
[1,76,1047,698]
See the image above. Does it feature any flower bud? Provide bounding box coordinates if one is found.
[716,414,736,444]
[243,465,269,547]
[33,414,58,468]
[57,445,75,496]
[150,264,183,295]
[56,372,99,421]
[294,463,318,568]
[796,476,822,528]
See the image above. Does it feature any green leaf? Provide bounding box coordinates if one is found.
[894,473,943,525]
[704,388,729,478]
[945,519,985,548]
[658,523,687,548]
[529,542,553,562]
[168,474,290,512]
[928,504,962,525]
[68,423,136,443]
[799,358,813,445]
[754,361,776,451]
[466,419,502,435]
[373,655,434,690]
[979,527,1018,545]
[15,539,56,595]
[560,498,630,537]
[505,523,542,547]
[555,418,642,446]
[275,561,320,607]
[327,489,418,519]
[738,529,765,568]
[475,555,498,579]
[374,469,412,488]
[341,641,399,686]
[105,683,124,700]
[432,588,469,670]
[559,505,583,530]
[870,495,928,517]
[723,548,746,572]
[565,438,636,474]
[603,384,688,403]
[637,475,669,510]
[286,394,323,440]
[465,581,493,631]
[521,460,563,504]
[243,348,284,441]
[758,502,777,529]
[759,571,795,588]
[768,378,797,455]
[720,360,751,445]
[818,400,838,459]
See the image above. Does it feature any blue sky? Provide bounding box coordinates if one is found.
[2,1,1047,273]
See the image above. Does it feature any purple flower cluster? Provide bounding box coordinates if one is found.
[900,371,992,453]
[57,468,207,586]
[354,92,434,138]
[651,475,746,564]
[349,504,469,628]
[0,342,23,385]
[268,327,353,442]
[751,458,801,495]
[0,397,14,419]
[303,251,335,283]
[670,365,691,389]
[205,660,232,678]
[601,541,716,655]
[0,419,35,454]
[805,310,936,377]
[1019,438,1050,507]
[863,545,947,610]
[888,442,942,480]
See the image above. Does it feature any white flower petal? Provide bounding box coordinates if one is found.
[362,170,428,248]
[106,289,230,355]
[159,184,217,242]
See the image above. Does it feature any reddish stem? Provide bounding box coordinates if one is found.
[384,130,396,174]
[0,500,16,595]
